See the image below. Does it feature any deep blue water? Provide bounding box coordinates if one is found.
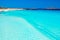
[0,10,60,40]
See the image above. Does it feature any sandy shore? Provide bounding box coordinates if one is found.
[0,8,24,11]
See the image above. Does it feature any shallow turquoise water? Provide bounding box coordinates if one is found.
[0,10,60,40]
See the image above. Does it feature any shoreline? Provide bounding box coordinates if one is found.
[0,8,25,11]
[0,8,60,12]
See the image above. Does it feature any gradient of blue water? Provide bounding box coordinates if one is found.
[0,10,60,40]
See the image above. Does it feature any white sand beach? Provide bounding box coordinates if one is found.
[0,8,24,11]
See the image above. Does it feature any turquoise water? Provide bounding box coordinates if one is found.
[0,10,60,40]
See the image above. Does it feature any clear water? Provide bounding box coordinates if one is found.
[0,10,60,40]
